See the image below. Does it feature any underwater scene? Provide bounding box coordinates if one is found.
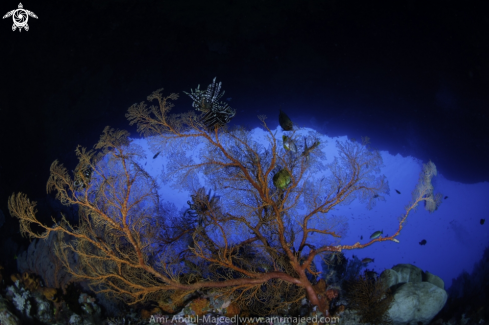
[1,78,488,325]
[1,1,488,325]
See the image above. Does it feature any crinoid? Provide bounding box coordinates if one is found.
[184,77,236,130]
[344,270,394,325]
[184,187,221,226]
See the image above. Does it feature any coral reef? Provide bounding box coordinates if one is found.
[0,294,20,325]
[321,252,365,286]
[7,85,443,319]
[4,279,56,324]
[16,230,75,291]
[0,276,129,325]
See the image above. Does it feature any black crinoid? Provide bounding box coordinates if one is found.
[184,187,222,226]
[344,270,394,325]
[184,77,236,130]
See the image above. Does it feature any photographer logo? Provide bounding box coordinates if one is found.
[3,3,38,32]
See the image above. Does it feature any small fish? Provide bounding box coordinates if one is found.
[361,258,374,264]
[279,109,293,131]
[373,194,379,198]
[395,189,401,194]
[153,152,161,159]
[360,235,363,240]
[419,239,427,245]
[282,135,297,152]
[444,196,448,200]
[481,219,485,225]
[370,230,383,239]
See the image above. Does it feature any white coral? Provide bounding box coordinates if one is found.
[6,283,32,318]
[0,295,20,325]
[69,314,82,325]
[34,296,52,323]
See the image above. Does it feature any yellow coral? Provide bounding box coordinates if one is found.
[141,307,162,320]
[189,298,210,316]
[22,272,40,291]
[10,273,21,283]
[224,302,240,317]
[41,287,58,302]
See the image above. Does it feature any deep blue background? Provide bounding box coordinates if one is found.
[0,0,488,273]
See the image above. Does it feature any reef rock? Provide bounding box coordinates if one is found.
[380,264,447,325]
[0,295,20,325]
